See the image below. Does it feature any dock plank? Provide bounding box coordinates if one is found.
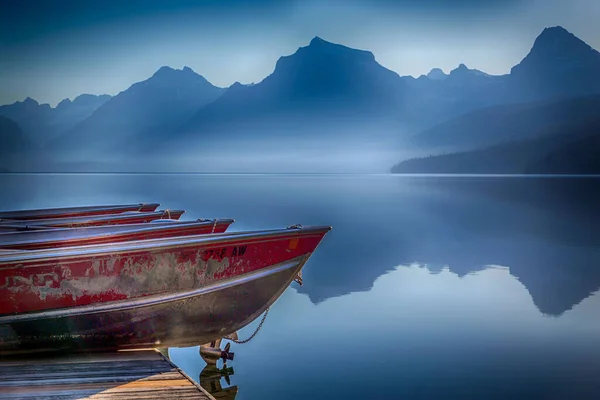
[0,349,215,400]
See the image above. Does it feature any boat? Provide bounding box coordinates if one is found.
[0,209,185,229]
[0,203,161,220]
[0,225,331,353]
[0,218,234,250]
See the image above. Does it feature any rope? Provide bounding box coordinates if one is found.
[225,307,269,344]
[211,219,218,234]
[164,209,171,219]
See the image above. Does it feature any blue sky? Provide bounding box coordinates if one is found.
[1,0,598,106]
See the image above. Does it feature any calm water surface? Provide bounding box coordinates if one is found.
[2,174,600,399]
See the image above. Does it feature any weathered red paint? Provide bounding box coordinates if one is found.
[0,221,233,250]
[0,229,328,315]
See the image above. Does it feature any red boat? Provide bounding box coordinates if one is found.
[0,225,330,353]
[0,218,234,250]
[0,203,160,220]
[0,209,185,229]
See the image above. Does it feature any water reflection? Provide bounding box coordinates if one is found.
[293,176,600,316]
[170,261,600,400]
[3,173,600,398]
[200,365,239,400]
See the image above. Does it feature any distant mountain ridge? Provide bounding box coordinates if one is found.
[1,25,599,173]
[390,26,600,174]
[51,66,225,158]
[0,94,111,144]
[174,36,410,144]
[391,97,600,175]
[406,95,600,152]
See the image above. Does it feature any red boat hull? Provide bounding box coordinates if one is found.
[0,227,329,315]
[0,210,184,229]
[0,203,160,220]
[0,219,234,250]
[0,255,309,353]
[0,226,330,353]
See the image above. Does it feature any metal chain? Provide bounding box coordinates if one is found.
[225,307,270,344]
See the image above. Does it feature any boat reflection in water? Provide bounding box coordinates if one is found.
[200,364,239,400]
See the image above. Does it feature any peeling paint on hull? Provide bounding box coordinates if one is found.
[0,227,330,317]
[0,255,305,353]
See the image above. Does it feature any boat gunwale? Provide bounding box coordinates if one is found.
[0,225,332,265]
[0,210,185,227]
[0,255,306,322]
[0,219,195,234]
[0,203,161,218]
[0,218,222,236]
[0,218,235,246]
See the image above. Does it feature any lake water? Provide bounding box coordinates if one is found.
[2,174,600,399]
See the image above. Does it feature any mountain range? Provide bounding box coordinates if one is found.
[52,66,225,158]
[0,95,111,145]
[1,25,599,173]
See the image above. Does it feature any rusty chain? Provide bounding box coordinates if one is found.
[225,307,270,344]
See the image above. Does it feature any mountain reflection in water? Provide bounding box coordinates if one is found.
[289,176,600,316]
[169,259,600,399]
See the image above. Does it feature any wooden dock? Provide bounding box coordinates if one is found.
[0,349,216,400]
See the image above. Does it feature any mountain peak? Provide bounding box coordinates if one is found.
[269,36,380,86]
[23,97,39,105]
[303,36,370,54]
[449,64,490,78]
[449,63,471,75]
[150,66,209,81]
[145,66,218,89]
[309,36,327,46]
[511,26,600,77]
[533,26,595,53]
[293,36,376,62]
[56,98,72,109]
[537,26,575,41]
[266,35,393,93]
[153,66,176,77]
[427,68,447,80]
